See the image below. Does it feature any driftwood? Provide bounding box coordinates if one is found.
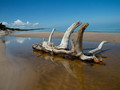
[32,21,107,63]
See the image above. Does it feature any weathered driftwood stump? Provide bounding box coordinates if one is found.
[32,21,107,63]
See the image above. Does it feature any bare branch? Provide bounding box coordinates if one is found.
[88,41,107,54]
[75,23,89,53]
[48,28,55,43]
[57,21,82,49]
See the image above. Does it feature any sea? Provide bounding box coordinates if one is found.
[16,24,120,33]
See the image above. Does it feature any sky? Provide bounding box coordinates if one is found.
[0,0,120,29]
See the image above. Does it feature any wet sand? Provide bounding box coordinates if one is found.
[0,35,15,90]
[10,32,120,44]
[0,32,120,90]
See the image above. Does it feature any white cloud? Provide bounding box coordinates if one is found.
[2,21,8,25]
[33,23,39,26]
[26,21,30,25]
[13,19,25,26]
[2,19,40,28]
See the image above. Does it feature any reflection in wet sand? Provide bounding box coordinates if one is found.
[33,50,108,90]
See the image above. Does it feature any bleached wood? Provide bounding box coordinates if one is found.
[71,40,75,51]
[88,41,107,54]
[57,21,82,49]
[32,21,107,63]
[75,23,89,53]
[48,28,55,43]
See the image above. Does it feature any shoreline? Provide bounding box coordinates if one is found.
[10,32,120,44]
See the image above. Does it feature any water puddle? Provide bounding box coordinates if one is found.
[0,35,120,90]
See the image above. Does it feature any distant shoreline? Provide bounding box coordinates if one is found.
[12,28,120,33]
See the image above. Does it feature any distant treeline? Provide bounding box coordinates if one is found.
[0,23,47,31]
[0,23,9,30]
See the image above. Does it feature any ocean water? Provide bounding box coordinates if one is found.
[16,24,120,33]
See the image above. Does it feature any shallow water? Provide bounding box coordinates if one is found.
[0,36,120,90]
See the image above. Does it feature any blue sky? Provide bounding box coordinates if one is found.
[0,0,120,29]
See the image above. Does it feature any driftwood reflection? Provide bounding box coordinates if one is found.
[33,50,85,90]
[33,50,107,90]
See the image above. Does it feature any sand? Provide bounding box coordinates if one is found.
[0,32,7,62]
[0,31,120,90]
[10,32,120,44]
[0,33,15,90]
[0,39,7,62]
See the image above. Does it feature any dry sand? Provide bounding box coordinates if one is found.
[10,32,120,44]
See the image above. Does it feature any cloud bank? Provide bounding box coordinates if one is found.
[2,19,40,28]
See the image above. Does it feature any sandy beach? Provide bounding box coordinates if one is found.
[10,32,120,44]
[0,31,120,90]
